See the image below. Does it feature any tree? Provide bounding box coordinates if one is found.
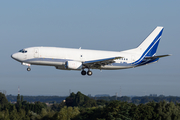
[21,95,23,103]
[74,92,85,106]
[73,107,104,120]
[140,97,150,104]
[66,91,97,107]
[155,101,180,120]
[9,105,19,120]
[16,94,22,112]
[34,101,46,114]
[0,92,8,110]
[3,108,10,120]
[96,99,109,106]
[118,96,131,102]
[51,101,66,111]
[131,103,158,120]
[102,101,131,120]
[53,106,80,120]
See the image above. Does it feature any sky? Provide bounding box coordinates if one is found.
[0,1,179,96]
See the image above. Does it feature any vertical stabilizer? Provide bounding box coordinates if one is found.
[137,26,164,57]
[131,26,164,65]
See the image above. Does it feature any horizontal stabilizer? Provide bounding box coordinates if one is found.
[145,54,171,59]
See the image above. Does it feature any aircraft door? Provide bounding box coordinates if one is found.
[34,48,39,58]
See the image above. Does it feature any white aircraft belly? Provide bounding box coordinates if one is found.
[28,60,64,66]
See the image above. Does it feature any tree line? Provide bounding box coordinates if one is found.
[6,95,67,103]
[6,94,180,104]
[1,92,180,120]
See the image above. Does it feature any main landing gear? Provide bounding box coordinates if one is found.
[81,69,93,76]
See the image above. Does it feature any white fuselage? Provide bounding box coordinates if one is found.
[12,47,138,70]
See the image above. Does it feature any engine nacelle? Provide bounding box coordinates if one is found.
[65,61,82,70]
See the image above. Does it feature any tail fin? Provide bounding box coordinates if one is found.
[129,26,164,65]
[137,26,164,57]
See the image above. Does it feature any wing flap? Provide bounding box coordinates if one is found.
[83,57,122,68]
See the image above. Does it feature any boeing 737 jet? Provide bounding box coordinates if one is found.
[11,26,170,76]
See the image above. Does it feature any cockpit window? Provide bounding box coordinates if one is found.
[18,49,23,52]
[18,49,27,53]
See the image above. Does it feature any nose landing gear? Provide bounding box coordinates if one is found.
[27,67,31,71]
[22,63,31,72]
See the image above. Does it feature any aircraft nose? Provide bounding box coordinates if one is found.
[11,53,18,60]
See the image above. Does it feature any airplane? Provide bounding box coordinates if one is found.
[11,26,170,76]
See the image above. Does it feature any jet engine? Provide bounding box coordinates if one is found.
[65,61,82,70]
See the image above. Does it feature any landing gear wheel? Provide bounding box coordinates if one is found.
[27,67,31,71]
[81,70,86,75]
[87,71,93,76]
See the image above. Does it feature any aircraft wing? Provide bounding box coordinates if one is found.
[145,54,171,59]
[83,57,122,68]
